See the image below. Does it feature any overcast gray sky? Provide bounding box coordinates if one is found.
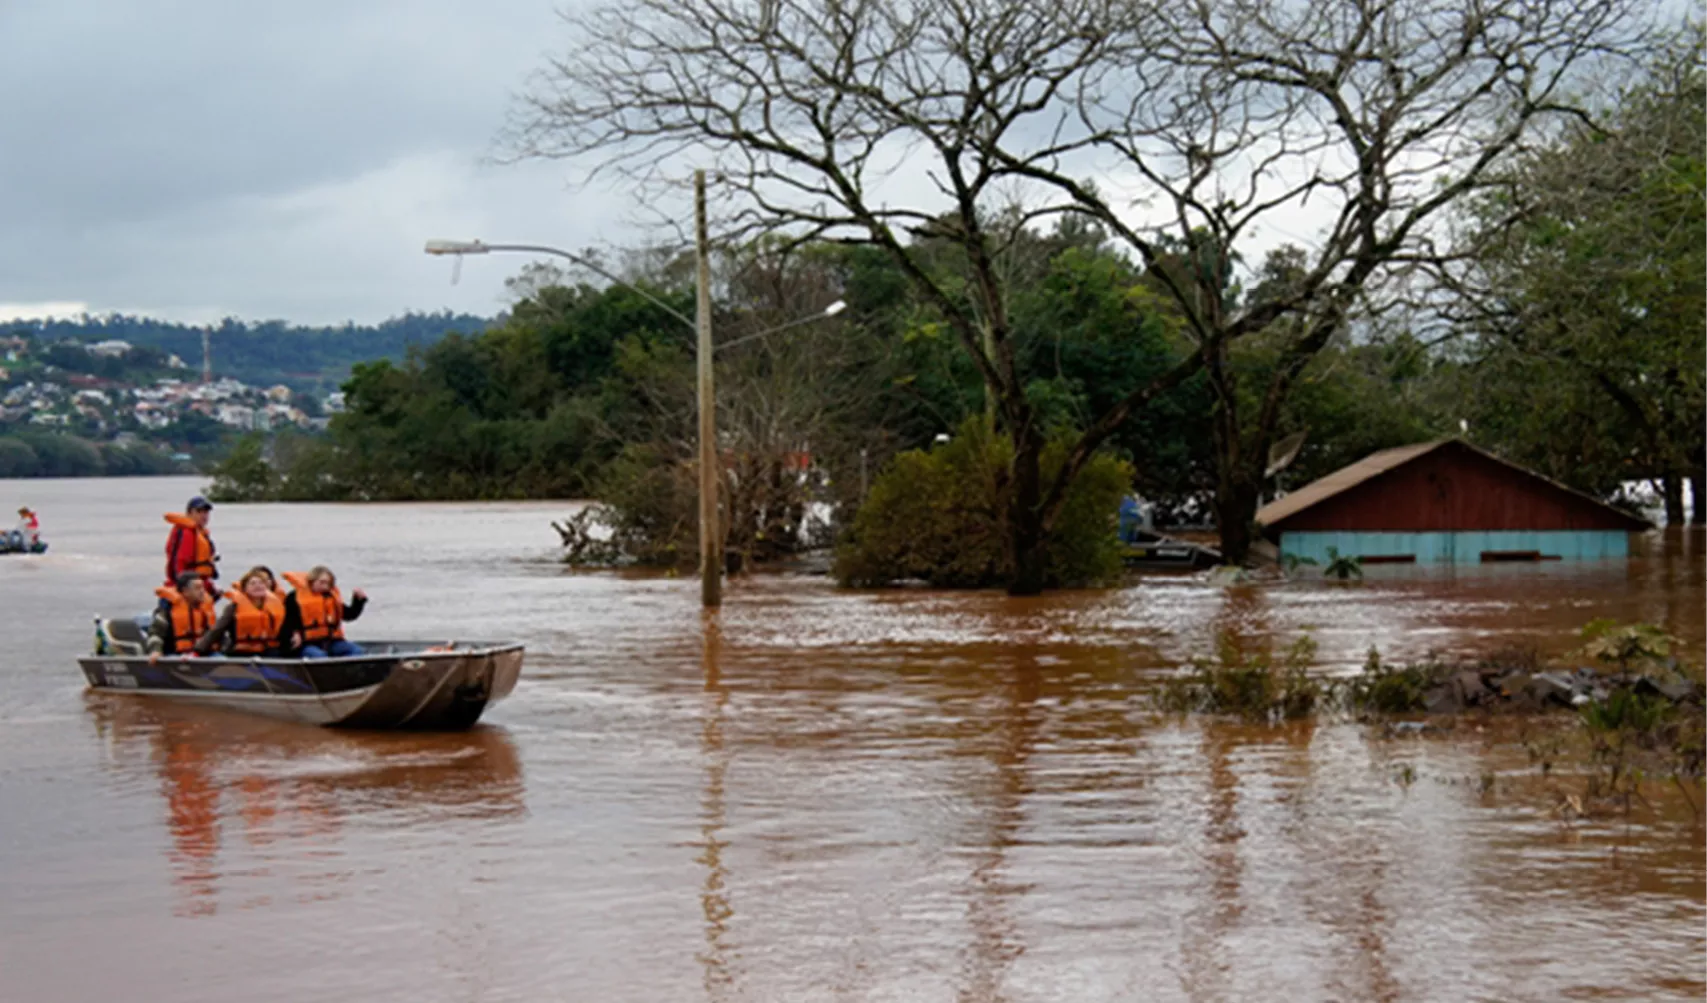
[0,0,1415,328]
[0,0,642,325]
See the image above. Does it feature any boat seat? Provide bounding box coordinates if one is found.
[97,616,147,656]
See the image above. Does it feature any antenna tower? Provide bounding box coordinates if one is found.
[201,328,211,384]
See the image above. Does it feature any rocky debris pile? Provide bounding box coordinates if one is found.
[1420,664,1704,714]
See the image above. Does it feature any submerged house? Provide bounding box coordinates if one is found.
[1255,439,1647,565]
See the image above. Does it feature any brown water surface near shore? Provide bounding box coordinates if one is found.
[0,477,1701,1002]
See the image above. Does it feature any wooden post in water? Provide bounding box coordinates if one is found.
[695,170,722,608]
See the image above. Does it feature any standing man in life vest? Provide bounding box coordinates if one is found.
[281,566,367,659]
[164,496,218,590]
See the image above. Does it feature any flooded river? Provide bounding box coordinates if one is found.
[1,477,1701,1002]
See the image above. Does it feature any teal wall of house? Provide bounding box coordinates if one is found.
[1279,530,1630,565]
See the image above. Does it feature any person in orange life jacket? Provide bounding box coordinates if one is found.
[252,566,289,602]
[281,566,367,659]
[15,506,40,548]
[164,496,218,590]
[147,572,217,661]
[194,567,288,657]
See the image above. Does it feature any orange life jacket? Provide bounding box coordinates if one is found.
[163,513,217,583]
[283,571,344,643]
[222,589,285,655]
[154,585,215,654]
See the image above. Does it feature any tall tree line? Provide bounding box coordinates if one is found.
[510,0,1661,588]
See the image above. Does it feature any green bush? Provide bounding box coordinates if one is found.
[834,417,1131,588]
[0,438,39,477]
[1344,648,1435,714]
[592,442,699,567]
[206,435,274,502]
[1159,635,1323,721]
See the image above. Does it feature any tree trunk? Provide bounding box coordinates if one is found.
[1663,472,1686,526]
[1008,427,1048,596]
[1691,469,1705,526]
[1215,475,1260,566]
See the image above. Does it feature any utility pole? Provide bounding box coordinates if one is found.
[695,170,721,608]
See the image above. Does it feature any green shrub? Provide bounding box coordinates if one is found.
[1344,648,1436,714]
[1159,635,1323,721]
[1322,545,1363,581]
[206,435,274,502]
[833,417,1131,588]
[593,442,699,567]
[1577,619,1679,677]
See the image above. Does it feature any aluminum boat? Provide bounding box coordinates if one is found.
[81,616,523,729]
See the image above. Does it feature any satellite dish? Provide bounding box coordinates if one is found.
[1265,431,1307,479]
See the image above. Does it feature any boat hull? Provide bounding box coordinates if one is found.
[77,642,524,730]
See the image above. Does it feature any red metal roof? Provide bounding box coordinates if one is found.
[1255,439,1649,533]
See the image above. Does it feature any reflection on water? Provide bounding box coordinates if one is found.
[84,694,524,918]
[699,611,736,1001]
[0,478,1701,1002]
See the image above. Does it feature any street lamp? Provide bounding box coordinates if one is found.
[424,209,845,607]
[714,299,845,354]
[423,239,693,329]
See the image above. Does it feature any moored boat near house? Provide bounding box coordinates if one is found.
[1255,439,1648,566]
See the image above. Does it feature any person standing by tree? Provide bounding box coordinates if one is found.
[163,496,217,590]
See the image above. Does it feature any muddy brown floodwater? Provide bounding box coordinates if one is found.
[0,477,1701,1002]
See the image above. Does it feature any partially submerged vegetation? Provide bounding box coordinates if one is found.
[1158,636,1324,722]
[834,418,1131,589]
[1156,619,1705,820]
[1157,621,1705,812]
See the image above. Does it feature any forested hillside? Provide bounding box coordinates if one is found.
[9,312,491,391]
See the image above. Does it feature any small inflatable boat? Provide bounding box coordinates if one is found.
[81,616,523,730]
[0,531,46,554]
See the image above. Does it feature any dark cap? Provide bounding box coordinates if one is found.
[186,496,213,512]
[175,571,203,591]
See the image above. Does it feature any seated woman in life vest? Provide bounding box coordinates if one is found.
[147,572,217,660]
[281,566,367,659]
[193,566,290,658]
[252,565,289,602]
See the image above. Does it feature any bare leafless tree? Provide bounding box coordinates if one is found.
[511,0,1654,580]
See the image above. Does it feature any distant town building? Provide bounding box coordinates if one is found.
[215,403,254,428]
[322,391,346,414]
[1255,439,1648,565]
[133,402,172,430]
[265,384,292,403]
[86,339,133,358]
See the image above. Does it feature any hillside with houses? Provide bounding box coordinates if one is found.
[0,330,351,477]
